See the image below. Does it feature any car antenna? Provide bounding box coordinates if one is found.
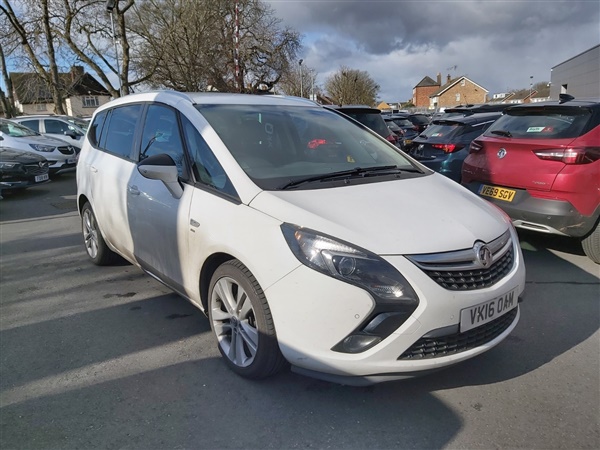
[558,93,575,104]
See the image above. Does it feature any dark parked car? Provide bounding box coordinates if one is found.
[409,112,501,182]
[383,115,420,150]
[0,147,49,196]
[405,113,431,133]
[442,103,513,118]
[328,106,400,147]
[462,95,600,263]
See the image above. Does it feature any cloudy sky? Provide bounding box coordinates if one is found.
[267,0,600,102]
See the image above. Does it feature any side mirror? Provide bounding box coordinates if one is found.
[137,153,183,199]
[64,131,80,139]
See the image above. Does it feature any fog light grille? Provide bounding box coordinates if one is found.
[398,307,518,360]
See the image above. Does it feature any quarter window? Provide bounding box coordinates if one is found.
[88,110,108,147]
[181,115,236,197]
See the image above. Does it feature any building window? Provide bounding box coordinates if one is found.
[35,103,47,111]
[461,79,466,86]
[455,93,461,102]
[83,96,99,108]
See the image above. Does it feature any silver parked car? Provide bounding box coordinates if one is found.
[0,119,77,174]
[12,115,88,150]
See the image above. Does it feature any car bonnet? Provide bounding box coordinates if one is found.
[249,174,508,255]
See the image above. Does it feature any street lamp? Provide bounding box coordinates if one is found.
[299,59,303,98]
[106,0,122,96]
[529,75,533,102]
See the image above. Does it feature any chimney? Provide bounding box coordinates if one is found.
[70,65,84,82]
[447,74,451,83]
[437,73,441,85]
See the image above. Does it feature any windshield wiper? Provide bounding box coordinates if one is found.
[279,165,420,190]
[490,129,512,137]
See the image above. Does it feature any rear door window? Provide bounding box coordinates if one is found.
[19,119,39,132]
[101,104,142,159]
[44,119,70,134]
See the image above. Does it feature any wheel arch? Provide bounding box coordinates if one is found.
[199,252,236,312]
[77,194,90,216]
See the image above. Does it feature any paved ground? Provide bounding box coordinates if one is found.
[1,174,599,449]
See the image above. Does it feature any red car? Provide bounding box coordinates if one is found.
[462,95,600,263]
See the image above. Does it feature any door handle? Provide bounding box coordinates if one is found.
[127,185,140,196]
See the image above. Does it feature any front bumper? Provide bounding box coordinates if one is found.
[463,182,600,238]
[265,232,526,383]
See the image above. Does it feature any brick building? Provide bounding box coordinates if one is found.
[429,74,489,109]
[412,75,441,108]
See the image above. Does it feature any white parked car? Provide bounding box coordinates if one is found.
[76,91,526,385]
[0,119,77,174]
[12,115,88,150]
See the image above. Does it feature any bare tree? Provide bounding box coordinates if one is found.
[278,62,319,99]
[325,66,380,106]
[1,0,67,114]
[130,0,301,93]
[0,12,18,117]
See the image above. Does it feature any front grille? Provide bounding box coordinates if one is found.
[57,146,75,155]
[425,248,513,290]
[24,163,48,175]
[398,307,518,360]
[406,230,514,291]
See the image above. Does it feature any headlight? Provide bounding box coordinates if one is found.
[29,144,55,152]
[0,162,19,169]
[281,223,420,353]
[281,223,417,302]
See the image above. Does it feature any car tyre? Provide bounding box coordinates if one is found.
[81,202,118,265]
[581,222,600,264]
[208,260,287,379]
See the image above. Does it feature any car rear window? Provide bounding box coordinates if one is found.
[342,112,390,137]
[420,122,462,140]
[485,107,592,139]
[410,115,430,125]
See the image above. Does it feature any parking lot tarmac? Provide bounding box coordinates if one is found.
[1,174,598,449]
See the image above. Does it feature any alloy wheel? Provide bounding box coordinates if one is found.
[210,276,258,367]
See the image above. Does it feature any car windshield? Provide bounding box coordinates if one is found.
[196,104,422,190]
[0,120,39,137]
[68,118,89,130]
[485,107,592,139]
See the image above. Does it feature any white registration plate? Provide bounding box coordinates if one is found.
[460,288,518,332]
[35,174,49,182]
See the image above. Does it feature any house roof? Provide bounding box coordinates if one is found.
[10,67,110,104]
[429,76,489,97]
[414,76,439,88]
